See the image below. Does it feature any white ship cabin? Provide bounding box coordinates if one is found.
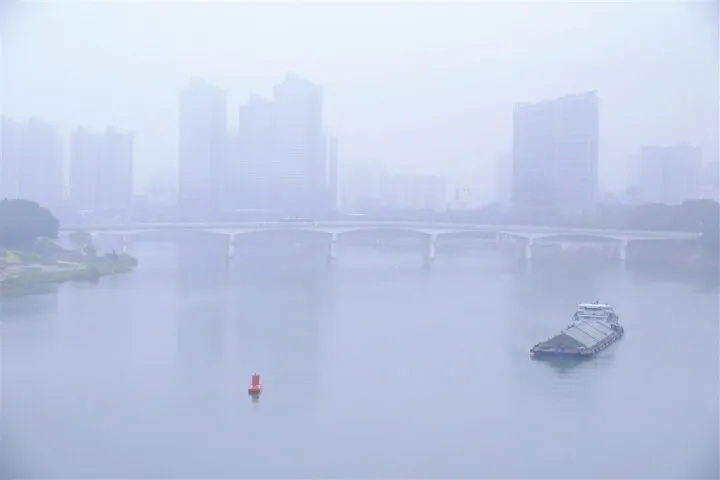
[574,302,617,323]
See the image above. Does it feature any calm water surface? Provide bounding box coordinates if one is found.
[1,242,718,478]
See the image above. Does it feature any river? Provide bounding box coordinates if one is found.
[1,241,717,478]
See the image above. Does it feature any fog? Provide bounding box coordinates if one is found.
[1,2,719,478]
[2,0,717,197]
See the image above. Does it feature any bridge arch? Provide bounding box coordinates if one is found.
[234,228,332,243]
[533,234,625,243]
[437,230,529,242]
[110,229,234,243]
[336,227,433,242]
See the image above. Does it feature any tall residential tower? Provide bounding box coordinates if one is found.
[178,78,227,212]
[0,116,64,209]
[512,91,599,216]
[69,126,134,212]
[271,74,326,215]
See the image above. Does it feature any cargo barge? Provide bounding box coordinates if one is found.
[530,302,624,358]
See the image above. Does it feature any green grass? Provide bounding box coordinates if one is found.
[0,246,138,296]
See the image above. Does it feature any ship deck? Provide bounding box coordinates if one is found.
[536,319,617,351]
[535,332,586,350]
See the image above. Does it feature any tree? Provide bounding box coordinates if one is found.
[0,199,60,249]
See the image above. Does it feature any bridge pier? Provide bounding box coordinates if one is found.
[226,235,236,259]
[327,233,339,264]
[424,235,437,266]
[524,238,535,261]
[618,239,628,262]
[120,235,129,255]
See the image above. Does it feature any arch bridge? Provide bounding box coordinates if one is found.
[60,220,702,263]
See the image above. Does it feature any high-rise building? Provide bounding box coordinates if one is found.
[69,127,103,210]
[0,116,23,200]
[222,132,241,210]
[24,118,64,209]
[495,153,512,206]
[633,144,703,205]
[236,95,277,211]
[232,74,335,215]
[271,74,326,215]
[0,116,64,209]
[326,135,339,212]
[701,161,719,201]
[69,126,134,212]
[512,91,599,216]
[178,78,227,212]
[102,128,134,210]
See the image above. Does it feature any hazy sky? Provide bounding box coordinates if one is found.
[2,0,718,197]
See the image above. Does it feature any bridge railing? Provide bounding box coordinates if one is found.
[59,220,702,239]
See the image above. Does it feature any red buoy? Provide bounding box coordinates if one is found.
[248,373,262,396]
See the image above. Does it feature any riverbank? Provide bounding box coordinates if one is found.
[0,247,138,296]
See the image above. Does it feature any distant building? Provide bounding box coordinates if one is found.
[0,116,64,209]
[69,126,134,212]
[178,78,227,212]
[383,174,447,212]
[700,161,719,201]
[340,161,387,212]
[233,74,332,216]
[495,153,512,206]
[271,74,327,215]
[0,116,24,201]
[512,91,599,216]
[235,95,276,211]
[631,144,703,205]
[326,135,339,212]
[221,132,241,210]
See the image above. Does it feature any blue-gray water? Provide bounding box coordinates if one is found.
[1,242,718,478]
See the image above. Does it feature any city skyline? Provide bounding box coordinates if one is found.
[2,82,715,214]
[3,1,716,197]
[178,73,338,215]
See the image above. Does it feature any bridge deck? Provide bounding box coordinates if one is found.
[59,221,701,240]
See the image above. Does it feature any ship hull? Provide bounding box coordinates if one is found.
[531,326,624,358]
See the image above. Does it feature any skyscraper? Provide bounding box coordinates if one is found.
[495,153,512,206]
[326,135,339,212]
[101,128,134,210]
[512,91,599,216]
[0,116,23,200]
[178,78,227,212]
[231,74,336,215]
[69,126,134,212]
[0,116,64,209]
[701,161,719,201]
[236,95,277,210]
[271,74,325,215]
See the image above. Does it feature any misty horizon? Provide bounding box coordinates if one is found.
[1,1,718,200]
